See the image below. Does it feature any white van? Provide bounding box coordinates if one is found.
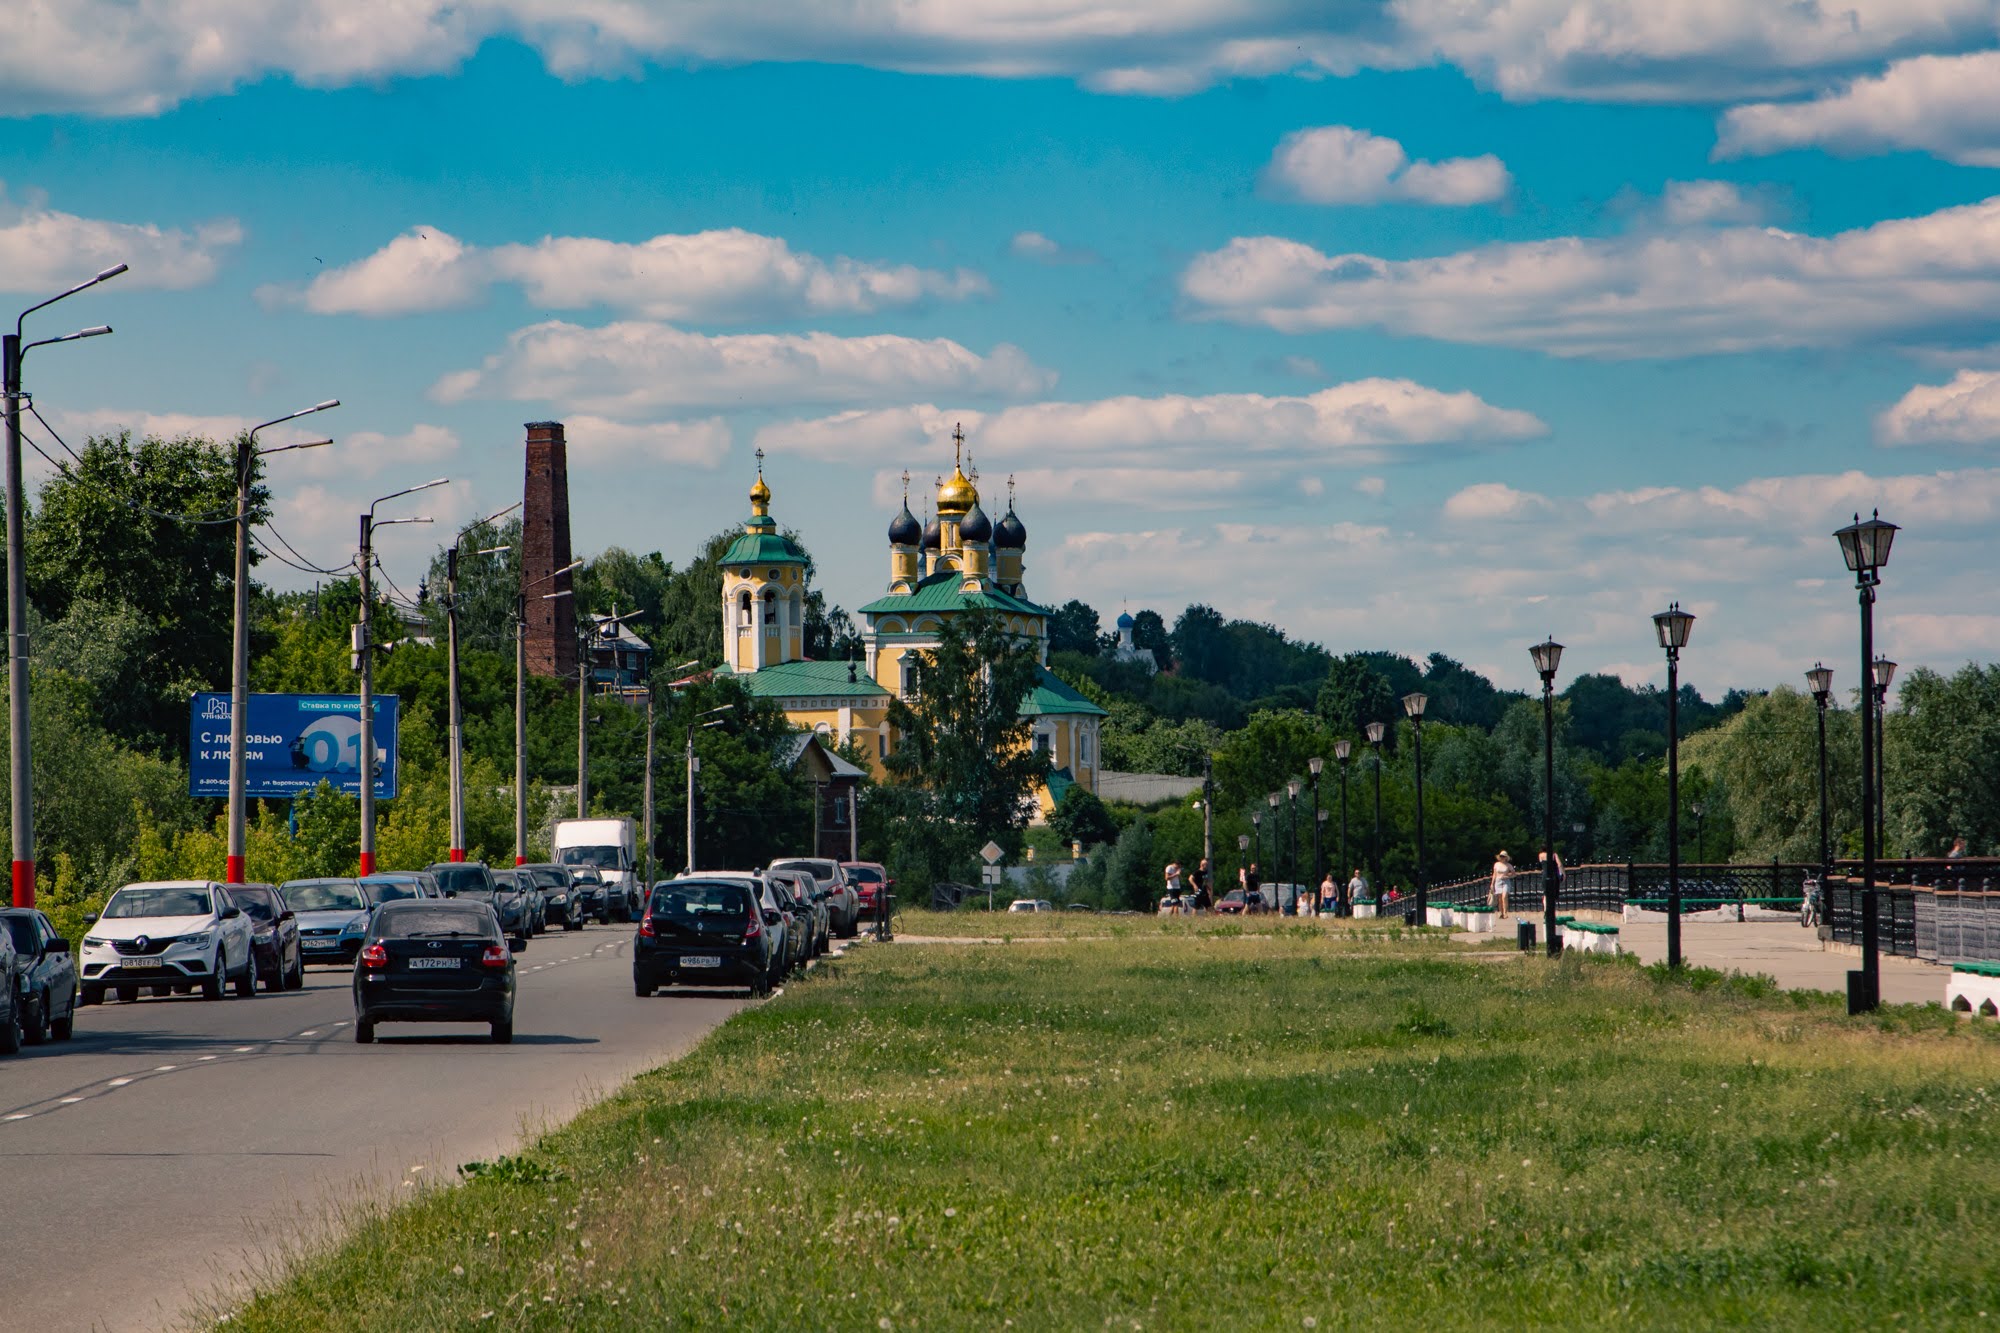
[553,817,638,920]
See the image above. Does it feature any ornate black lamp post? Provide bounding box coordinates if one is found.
[1249,812,1263,909]
[1691,801,1707,866]
[1836,510,1896,1012]
[1872,656,1896,857]
[1308,755,1324,894]
[1806,663,1833,874]
[1366,721,1386,892]
[1653,602,1696,970]
[1403,692,1428,919]
[1334,739,1352,914]
[1286,779,1302,913]
[1529,636,1564,956]
[1237,832,1251,893]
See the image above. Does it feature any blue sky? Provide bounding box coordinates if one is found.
[6,5,2000,698]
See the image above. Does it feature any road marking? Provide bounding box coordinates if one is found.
[297,1030,319,1038]
[59,1097,82,1104]
[234,1046,254,1052]
[5,1113,30,1120]
[153,1065,176,1072]
[107,1078,132,1087]
[331,1020,349,1027]
[199,1055,217,1061]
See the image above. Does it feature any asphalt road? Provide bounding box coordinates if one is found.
[0,920,754,1332]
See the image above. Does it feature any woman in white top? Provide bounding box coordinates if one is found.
[1491,850,1513,916]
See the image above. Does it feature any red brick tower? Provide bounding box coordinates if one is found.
[522,420,575,681]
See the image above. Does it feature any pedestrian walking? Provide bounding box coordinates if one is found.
[1245,862,1263,912]
[1491,850,1513,917]
[1318,871,1337,915]
[1190,858,1212,912]
[1347,866,1367,912]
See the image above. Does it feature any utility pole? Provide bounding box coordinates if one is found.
[447,544,464,863]
[576,620,590,818]
[514,592,528,866]
[226,401,337,884]
[1200,754,1214,882]
[684,720,696,873]
[6,262,123,907]
[357,512,378,876]
[642,690,656,890]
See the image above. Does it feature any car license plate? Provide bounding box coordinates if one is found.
[681,955,722,968]
[304,939,338,949]
[119,958,163,969]
[407,957,459,970]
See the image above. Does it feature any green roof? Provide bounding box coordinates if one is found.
[1022,665,1108,718]
[721,659,889,700]
[721,528,807,567]
[858,570,1049,618]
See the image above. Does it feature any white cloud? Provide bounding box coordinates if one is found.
[433,320,1053,417]
[1443,481,1552,521]
[1181,196,2000,358]
[277,225,986,321]
[1265,126,1509,206]
[763,380,1545,508]
[0,187,239,293]
[560,415,732,467]
[1660,180,1768,226]
[1355,476,1387,498]
[1718,50,2000,168]
[15,1,1995,118]
[1877,369,2000,445]
[1009,231,1098,265]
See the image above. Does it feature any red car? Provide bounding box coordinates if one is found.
[842,862,892,918]
[1213,888,1270,915]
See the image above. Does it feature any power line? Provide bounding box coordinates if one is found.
[23,406,239,526]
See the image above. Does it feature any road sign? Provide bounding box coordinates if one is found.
[188,693,400,800]
[981,840,1005,864]
[981,865,1002,885]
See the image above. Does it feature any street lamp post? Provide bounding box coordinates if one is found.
[1872,656,1896,857]
[1836,511,1897,1012]
[1308,755,1324,898]
[1692,801,1707,867]
[1366,721,1386,892]
[225,399,339,884]
[1334,740,1352,914]
[686,704,733,872]
[1807,664,1834,875]
[356,479,446,874]
[5,262,124,905]
[1287,778,1302,914]
[1250,811,1264,909]
[1403,693,1428,919]
[513,559,582,865]
[1530,637,1564,956]
[444,507,518,864]
[1236,833,1251,901]
[1652,602,1696,970]
[1268,791,1284,911]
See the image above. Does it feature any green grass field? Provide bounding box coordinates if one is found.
[222,931,2000,1330]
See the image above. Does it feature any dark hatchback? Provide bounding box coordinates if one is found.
[424,862,527,934]
[518,864,582,930]
[633,877,777,998]
[353,900,524,1044]
[228,884,303,993]
[0,908,77,1045]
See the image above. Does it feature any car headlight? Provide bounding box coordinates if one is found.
[83,935,106,948]
[343,915,367,935]
[184,932,212,948]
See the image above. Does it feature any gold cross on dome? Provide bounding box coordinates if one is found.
[952,422,964,468]
[901,469,910,502]
[754,446,765,473]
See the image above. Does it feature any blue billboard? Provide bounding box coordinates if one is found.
[189,693,400,800]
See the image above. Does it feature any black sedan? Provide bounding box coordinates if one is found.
[353,899,524,1044]
[0,908,77,1044]
[226,884,304,993]
[634,877,779,998]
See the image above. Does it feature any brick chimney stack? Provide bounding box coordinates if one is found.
[522,420,576,681]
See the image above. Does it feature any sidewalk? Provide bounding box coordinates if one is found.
[1484,915,1946,1007]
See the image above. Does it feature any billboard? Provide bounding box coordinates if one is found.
[189,693,400,800]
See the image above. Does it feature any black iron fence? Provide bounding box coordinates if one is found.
[1825,859,2000,963]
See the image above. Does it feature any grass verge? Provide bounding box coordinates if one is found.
[223,936,2000,1330]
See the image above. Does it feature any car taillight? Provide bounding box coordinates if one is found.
[639,916,656,938]
[481,944,510,969]
[743,914,762,941]
[360,942,387,968]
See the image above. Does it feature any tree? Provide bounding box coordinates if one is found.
[881,611,1052,889]
[1317,654,1400,738]
[1050,785,1117,850]
[1048,600,1102,657]
[1171,604,1231,684]
[1130,609,1173,672]
[1884,664,2000,857]
[421,517,523,653]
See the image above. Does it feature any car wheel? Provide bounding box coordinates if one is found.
[79,984,102,1007]
[490,1019,513,1044]
[151,984,171,997]
[262,953,283,993]
[633,977,653,997]
[234,954,257,998]
[118,984,139,1004]
[286,950,304,990]
[202,955,226,1000]
[50,990,74,1040]
[21,992,48,1045]
[597,912,609,925]
[567,918,582,932]
[0,998,19,1054]
[354,1018,374,1044]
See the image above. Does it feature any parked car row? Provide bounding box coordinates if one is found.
[633,857,885,998]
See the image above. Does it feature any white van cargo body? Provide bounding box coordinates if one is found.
[553,818,637,898]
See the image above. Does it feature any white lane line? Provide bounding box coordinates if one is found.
[107,1078,132,1087]
[59,1097,82,1104]
[296,1030,318,1038]
[233,1046,254,1053]
[198,1055,217,1061]
[153,1065,176,1072]
[331,1020,349,1027]
[5,1113,30,1120]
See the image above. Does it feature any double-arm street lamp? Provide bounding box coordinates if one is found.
[1836,510,1897,1012]
[1403,692,1428,919]
[1529,637,1564,956]
[356,479,447,874]
[687,703,734,872]
[1366,721,1386,892]
[514,557,582,864]
[1807,663,1834,874]
[444,504,519,863]
[225,399,339,884]
[1652,603,1696,970]
[5,263,125,906]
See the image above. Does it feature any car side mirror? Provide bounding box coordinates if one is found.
[221,904,241,920]
[443,889,456,898]
[84,913,98,926]
[278,910,295,922]
[763,910,781,927]
[509,935,528,952]
[48,938,69,954]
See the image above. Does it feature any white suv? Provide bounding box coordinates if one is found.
[80,880,258,1005]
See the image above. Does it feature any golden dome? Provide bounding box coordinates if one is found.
[749,447,771,513]
[936,465,976,515]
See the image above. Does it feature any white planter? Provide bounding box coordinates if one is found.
[1425,906,1452,928]
[1460,907,1494,934]
[1947,968,2000,1016]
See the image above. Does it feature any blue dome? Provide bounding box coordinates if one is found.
[888,504,920,545]
[960,501,992,544]
[1116,611,1135,628]
[996,508,1026,549]
[921,518,941,550]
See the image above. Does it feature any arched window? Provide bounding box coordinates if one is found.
[736,590,752,628]
[762,588,777,625]
[899,655,919,699]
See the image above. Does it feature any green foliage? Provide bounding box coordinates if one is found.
[1047,599,1101,656]
[1317,652,1400,737]
[1680,686,1859,863]
[1885,664,2000,857]
[1048,785,1116,850]
[421,517,523,652]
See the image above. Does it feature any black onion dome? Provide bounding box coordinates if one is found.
[888,503,920,546]
[921,518,941,550]
[960,501,992,544]
[996,507,1026,549]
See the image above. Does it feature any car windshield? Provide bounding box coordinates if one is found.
[230,889,278,922]
[281,881,367,912]
[845,866,883,884]
[492,872,523,891]
[428,865,494,895]
[529,869,568,890]
[651,882,751,919]
[105,887,212,918]
[2,916,35,952]
[455,887,497,901]
[362,878,423,903]
[559,845,626,870]
[375,905,496,939]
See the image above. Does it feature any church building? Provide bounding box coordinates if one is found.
[714,429,1105,813]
